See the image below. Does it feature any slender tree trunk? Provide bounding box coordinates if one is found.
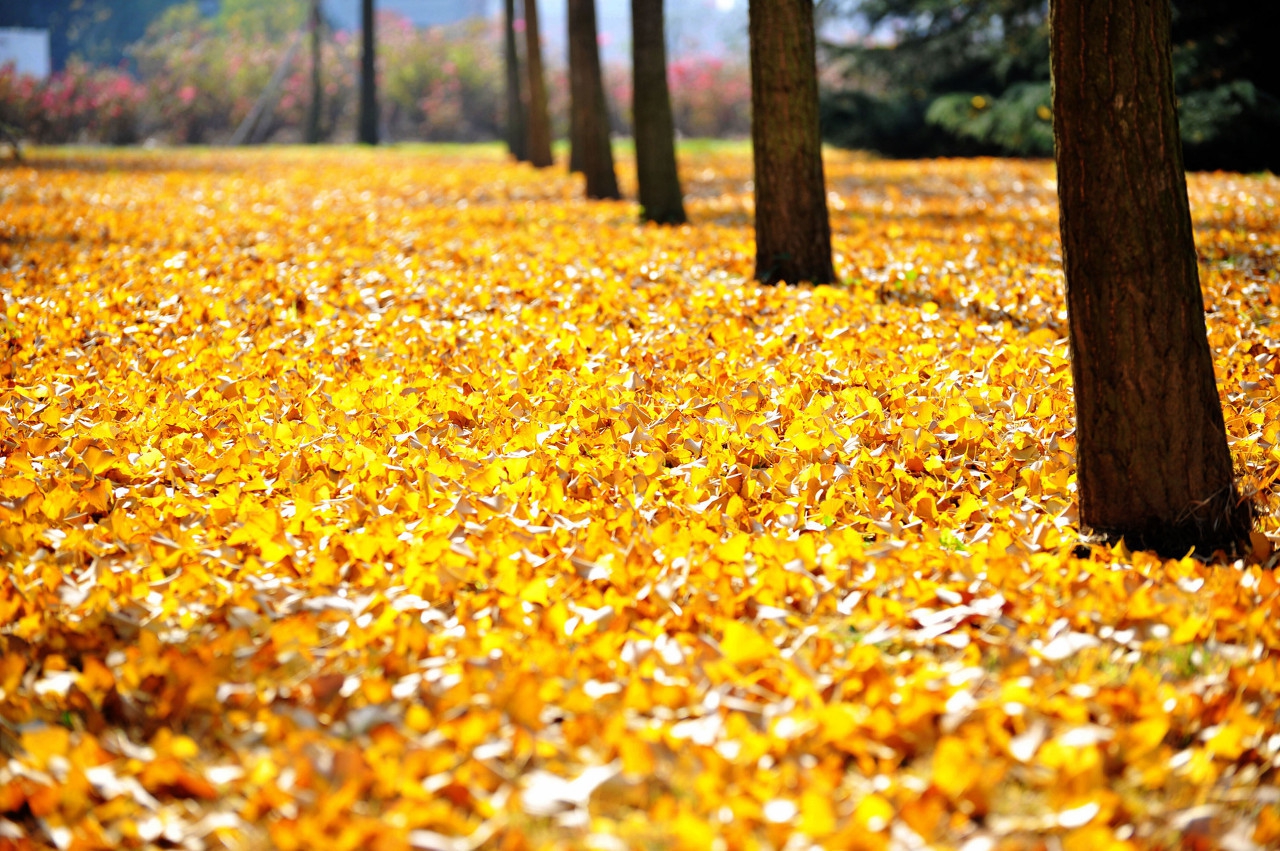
[358,0,378,145]
[305,0,323,144]
[568,0,620,198]
[524,0,554,167]
[748,0,834,284]
[1050,0,1251,556]
[504,0,529,161]
[632,0,686,224]
[567,1,584,176]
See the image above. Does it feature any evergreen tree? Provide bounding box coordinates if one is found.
[822,0,1280,171]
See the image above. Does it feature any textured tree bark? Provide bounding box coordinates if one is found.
[1050,0,1252,556]
[748,0,834,285]
[568,0,621,198]
[305,0,323,144]
[524,0,554,168]
[357,0,378,145]
[632,0,686,224]
[504,0,529,162]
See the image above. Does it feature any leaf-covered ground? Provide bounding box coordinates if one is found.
[1,145,1279,851]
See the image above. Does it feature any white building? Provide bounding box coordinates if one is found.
[0,28,50,79]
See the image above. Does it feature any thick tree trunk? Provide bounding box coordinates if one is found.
[632,0,686,224]
[748,0,834,285]
[504,0,528,162]
[358,0,378,145]
[568,0,621,198]
[305,0,323,144]
[524,0,554,168]
[1050,0,1252,556]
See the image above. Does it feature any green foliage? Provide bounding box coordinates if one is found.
[138,2,205,42]
[821,89,986,157]
[215,0,308,40]
[820,0,1049,158]
[825,0,1049,92]
[821,0,1280,171]
[379,17,504,142]
[925,82,1052,156]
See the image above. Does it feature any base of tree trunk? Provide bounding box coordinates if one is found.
[748,0,834,286]
[1050,0,1253,560]
[1088,493,1253,559]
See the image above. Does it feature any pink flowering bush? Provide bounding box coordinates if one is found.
[130,5,296,143]
[0,60,146,144]
[668,55,751,138]
[128,9,501,143]
[595,53,751,139]
[379,14,503,141]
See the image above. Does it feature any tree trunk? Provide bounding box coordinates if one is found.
[568,0,621,198]
[632,0,686,224]
[568,3,586,175]
[524,0,554,168]
[504,0,529,161]
[358,0,378,145]
[1050,0,1252,556]
[305,0,323,144]
[748,0,834,285]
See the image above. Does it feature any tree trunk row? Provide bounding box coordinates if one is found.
[338,0,1258,557]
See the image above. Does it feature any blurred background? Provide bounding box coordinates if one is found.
[0,0,1275,171]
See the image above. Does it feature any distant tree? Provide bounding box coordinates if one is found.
[748,0,834,285]
[632,0,686,224]
[1050,0,1253,556]
[568,0,621,199]
[504,0,529,161]
[524,0,554,167]
[358,0,378,145]
[216,0,307,39]
[304,0,323,144]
